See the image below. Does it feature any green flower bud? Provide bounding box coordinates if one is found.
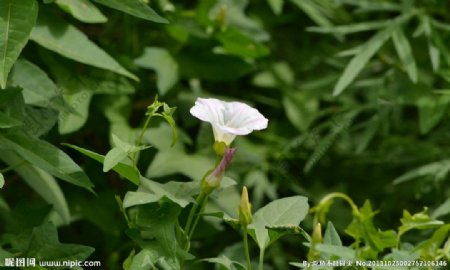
[202,147,236,194]
[239,186,252,226]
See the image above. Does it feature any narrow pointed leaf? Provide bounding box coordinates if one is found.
[64,143,140,185]
[308,20,388,35]
[392,27,417,83]
[59,90,93,134]
[30,14,138,80]
[93,0,168,24]
[135,47,178,95]
[0,150,70,224]
[333,26,393,96]
[0,131,93,191]
[103,147,128,172]
[55,0,107,24]
[9,59,69,112]
[0,0,38,88]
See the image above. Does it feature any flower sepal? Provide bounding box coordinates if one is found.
[213,141,227,156]
[201,147,236,194]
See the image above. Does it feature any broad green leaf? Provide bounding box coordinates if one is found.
[103,147,128,172]
[55,0,107,23]
[42,50,135,95]
[384,248,420,264]
[126,249,156,270]
[345,201,397,252]
[146,150,214,180]
[248,196,309,249]
[267,224,310,244]
[26,222,94,261]
[59,90,93,134]
[0,150,70,224]
[0,131,93,191]
[9,59,69,112]
[323,221,342,246]
[135,47,178,95]
[131,203,182,261]
[104,134,150,172]
[123,176,197,208]
[143,123,187,151]
[216,28,270,59]
[0,111,21,128]
[392,27,417,83]
[1,87,25,122]
[64,143,140,185]
[0,0,38,88]
[398,209,444,238]
[70,191,125,236]
[333,26,394,96]
[0,172,3,188]
[315,244,356,259]
[30,14,138,80]
[414,224,450,259]
[202,256,246,270]
[23,106,59,138]
[93,0,168,23]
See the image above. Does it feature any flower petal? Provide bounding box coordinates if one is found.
[190,97,268,145]
[190,98,226,125]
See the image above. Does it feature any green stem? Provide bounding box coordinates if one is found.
[188,195,208,240]
[184,191,207,250]
[312,192,359,225]
[132,114,152,169]
[258,249,264,270]
[243,226,252,270]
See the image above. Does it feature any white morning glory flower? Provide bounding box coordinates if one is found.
[190,98,268,145]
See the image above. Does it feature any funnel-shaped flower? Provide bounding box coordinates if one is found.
[190,98,268,146]
[203,147,236,193]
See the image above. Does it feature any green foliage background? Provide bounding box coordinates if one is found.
[1,0,450,269]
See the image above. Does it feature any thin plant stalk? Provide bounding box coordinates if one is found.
[132,114,152,169]
[184,190,207,250]
[243,226,252,270]
[258,249,264,270]
[188,195,208,240]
